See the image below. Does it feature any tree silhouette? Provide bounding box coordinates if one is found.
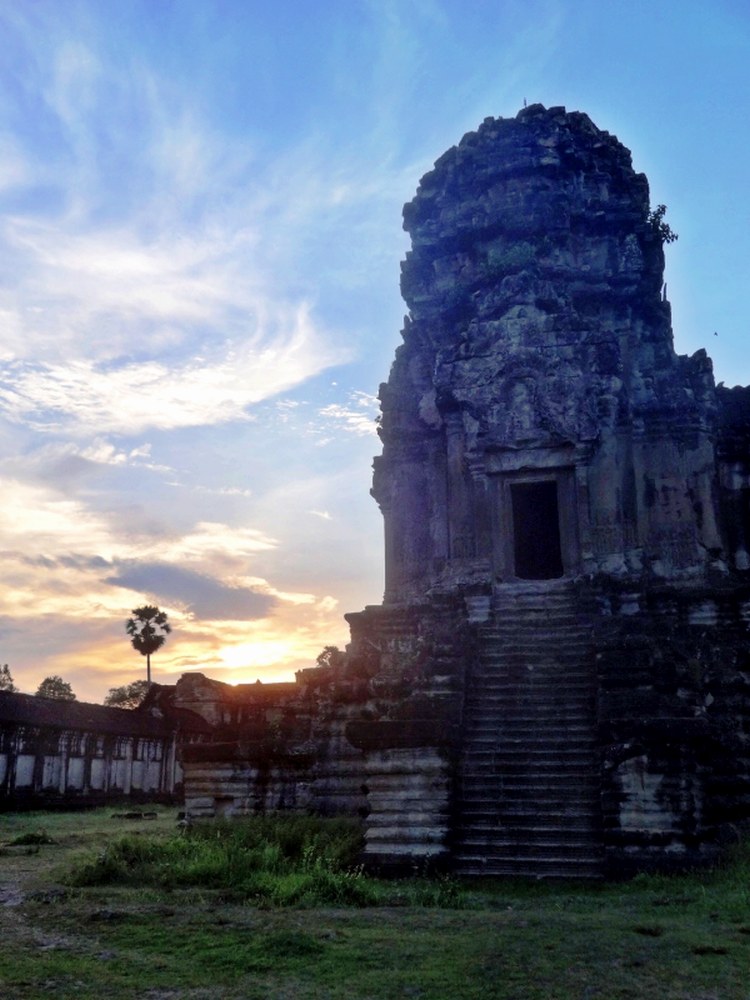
[0,664,17,693]
[104,679,150,709]
[647,203,678,244]
[125,606,171,684]
[35,675,76,700]
[316,645,343,670]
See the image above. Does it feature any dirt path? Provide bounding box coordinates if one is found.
[0,850,78,958]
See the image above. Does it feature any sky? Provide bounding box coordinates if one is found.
[1,0,748,702]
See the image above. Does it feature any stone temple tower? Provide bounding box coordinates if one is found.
[375,103,721,599]
[177,105,750,879]
[348,103,750,876]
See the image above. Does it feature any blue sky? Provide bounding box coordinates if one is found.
[1,0,748,701]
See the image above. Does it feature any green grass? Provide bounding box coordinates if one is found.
[1,808,750,998]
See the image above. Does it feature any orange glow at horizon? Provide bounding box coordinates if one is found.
[0,478,363,704]
[11,613,352,704]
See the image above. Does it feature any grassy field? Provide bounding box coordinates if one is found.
[1,808,749,999]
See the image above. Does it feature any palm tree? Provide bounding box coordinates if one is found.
[125,606,171,684]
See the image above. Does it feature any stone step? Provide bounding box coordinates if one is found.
[490,610,587,621]
[468,690,593,707]
[466,724,596,736]
[464,711,595,724]
[463,777,600,793]
[466,679,596,693]
[466,692,595,705]
[483,640,591,649]
[461,766,598,779]
[480,632,592,642]
[469,736,594,748]
[461,766,599,779]
[487,624,591,635]
[457,812,601,832]
[476,679,594,689]
[477,660,594,669]
[459,783,600,801]
[468,702,594,714]
[490,608,584,616]
[480,634,593,644]
[463,747,595,759]
[475,652,595,663]
[469,684,595,696]
[458,817,601,830]
[475,655,594,666]
[455,851,604,865]
[478,651,594,662]
[464,729,594,743]
[455,596,601,879]
[453,857,604,879]
[456,837,601,856]
[458,805,600,822]
[461,757,597,772]
[463,747,597,759]
[465,729,595,741]
[459,789,599,806]
[476,668,594,681]
[474,670,594,680]
[476,649,595,661]
[457,814,600,831]
[464,704,595,719]
[461,738,598,751]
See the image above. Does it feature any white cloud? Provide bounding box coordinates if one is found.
[0,303,341,434]
[1,479,117,557]
[318,390,379,437]
[162,521,278,564]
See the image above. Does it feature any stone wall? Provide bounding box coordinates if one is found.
[0,688,205,808]
[592,580,750,872]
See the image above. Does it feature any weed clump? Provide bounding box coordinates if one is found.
[7,831,55,846]
[66,814,377,906]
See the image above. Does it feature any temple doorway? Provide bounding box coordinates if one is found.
[510,480,564,580]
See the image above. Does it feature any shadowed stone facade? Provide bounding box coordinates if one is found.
[176,106,750,877]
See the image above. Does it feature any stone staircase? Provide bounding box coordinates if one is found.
[454,581,603,879]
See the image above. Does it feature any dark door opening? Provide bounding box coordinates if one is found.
[742,488,750,550]
[511,481,564,580]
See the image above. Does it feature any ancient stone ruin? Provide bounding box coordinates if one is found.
[175,105,750,878]
[0,687,208,808]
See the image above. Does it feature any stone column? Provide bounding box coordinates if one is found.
[445,414,474,559]
[467,454,491,562]
[58,732,69,794]
[123,738,133,795]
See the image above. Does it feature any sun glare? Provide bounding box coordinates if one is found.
[218,640,297,672]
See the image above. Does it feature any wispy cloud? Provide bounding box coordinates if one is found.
[0,29,378,439]
[0,304,340,434]
[318,391,379,437]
